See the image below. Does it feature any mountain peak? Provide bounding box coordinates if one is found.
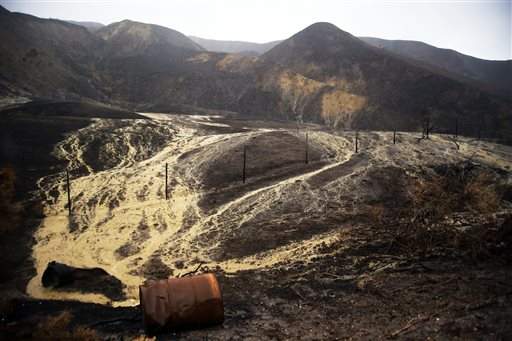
[261,21,370,65]
[293,21,358,43]
[96,19,203,57]
[304,22,341,32]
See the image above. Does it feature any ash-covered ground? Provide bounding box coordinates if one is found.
[2,113,512,340]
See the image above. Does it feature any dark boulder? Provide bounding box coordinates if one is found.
[42,261,126,301]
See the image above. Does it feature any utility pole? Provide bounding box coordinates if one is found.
[305,132,309,164]
[165,163,168,200]
[393,129,396,145]
[66,170,71,216]
[242,145,247,184]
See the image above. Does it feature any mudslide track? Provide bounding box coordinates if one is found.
[26,114,512,306]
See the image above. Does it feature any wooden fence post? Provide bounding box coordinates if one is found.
[305,132,309,164]
[242,145,247,184]
[165,163,168,200]
[425,117,430,138]
[355,131,359,153]
[66,170,71,216]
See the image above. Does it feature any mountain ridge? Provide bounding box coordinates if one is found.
[0,7,105,99]
[191,32,510,95]
[189,36,281,56]
[361,37,512,96]
[0,11,510,142]
[66,20,105,32]
[246,22,511,140]
[96,19,204,58]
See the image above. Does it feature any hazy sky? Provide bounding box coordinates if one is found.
[1,0,511,60]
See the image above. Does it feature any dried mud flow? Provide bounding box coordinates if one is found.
[21,113,512,339]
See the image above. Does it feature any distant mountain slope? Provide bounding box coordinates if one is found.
[248,22,511,141]
[0,6,252,112]
[191,34,511,97]
[96,20,204,58]
[189,36,281,55]
[0,8,510,142]
[0,6,105,99]
[92,20,251,110]
[66,20,105,32]
[360,37,512,96]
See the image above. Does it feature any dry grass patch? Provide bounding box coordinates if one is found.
[33,311,99,340]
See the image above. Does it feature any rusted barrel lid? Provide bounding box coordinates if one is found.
[140,273,224,334]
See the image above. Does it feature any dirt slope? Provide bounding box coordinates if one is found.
[0,113,506,339]
[25,114,512,313]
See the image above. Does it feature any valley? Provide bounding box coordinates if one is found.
[1,3,511,339]
[1,6,511,144]
[3,112,509,339]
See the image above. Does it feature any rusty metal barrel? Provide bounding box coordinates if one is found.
[139,273,224,334]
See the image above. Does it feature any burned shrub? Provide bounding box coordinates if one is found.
[364,162,507,259]
[0,166,22,232]
[404,162,502,225]
[33,311,99,341]
[464,172,501,213]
